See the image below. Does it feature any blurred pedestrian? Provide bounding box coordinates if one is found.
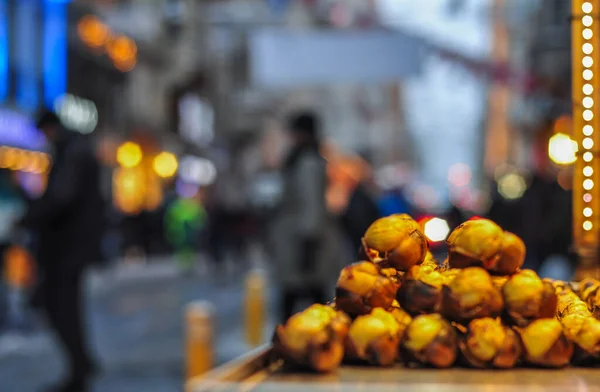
[269,111,340,322]
[339,158,380,258]
[20,111,102,392]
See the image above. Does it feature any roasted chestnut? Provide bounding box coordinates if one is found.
[458,317,521,369]
[363,215,429,271]
[397,264,446,315]
[335,261,399,317]
[490,231,525,275]
[401,313,457,368]
[502,270,557,327]
[518,318,573,368]
[273,304,351,372]
[440,267,503,323]
[345,308,406,366]
[446,219,503,269]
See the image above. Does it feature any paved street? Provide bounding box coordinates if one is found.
[0,260,280,392]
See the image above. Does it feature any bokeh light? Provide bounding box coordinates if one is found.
[77,15,111,48]
[116,142,142,168]
[153,152,179,178]
[548,133,578,165]
[498,172,527,200]
[106,35,137,72]
[423,217,450,242]
[447,163,471,187]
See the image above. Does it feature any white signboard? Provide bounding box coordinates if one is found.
[249,28,424,87]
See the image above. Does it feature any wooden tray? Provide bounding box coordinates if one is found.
[187,345,600,392]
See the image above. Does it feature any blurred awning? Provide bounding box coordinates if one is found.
[249,28,424,87]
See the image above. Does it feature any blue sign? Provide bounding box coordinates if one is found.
[15,0,39,112]
[43,0,70,109]
[0,0,8,103]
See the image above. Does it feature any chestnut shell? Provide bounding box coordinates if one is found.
[440,268,503,323]
[401,314,457,368]
[272,311,350,372]
[458,321,522,369]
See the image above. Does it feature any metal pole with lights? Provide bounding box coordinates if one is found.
[573,0,600,278]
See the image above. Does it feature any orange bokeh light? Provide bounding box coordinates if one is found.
[107,35,137,62]
[77,15,111,48]
[106,35,138,72]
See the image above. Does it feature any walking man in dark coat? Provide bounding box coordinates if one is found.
[22,111,103,392]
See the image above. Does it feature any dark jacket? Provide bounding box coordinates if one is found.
[23,131,104,271]
[341,183,380,255]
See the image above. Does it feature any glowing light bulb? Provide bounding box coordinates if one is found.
[583,2,593,13]
[584,110,594,121]
[584,221,593,231]
[583,43,594,54]
[584,179,595,190]
[584,56,594,68]
[584,207,593,217]
[584,137,595,149]
[583,15,594,27]
[584,125,594,136]
[584,166,594,176]
[585,193,593,202]
[583,29,594,40]
[584,97,594,108]
[584,84,594,95]
[584,151,594,162]
[548,133,579,165]
[584,69,594,80]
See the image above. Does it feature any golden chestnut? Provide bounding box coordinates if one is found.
[397,264,446,315]
[446,219,503,269]
[401,313,457,368]
[490,231,525,275]
[458,317,521,369]
[335,261,399,317]
[363,215,428,271]
[518,318,573,368]
[345,308,405,366]
[502,270,557,327]
[440,267,503,323]
[273,304,351,372]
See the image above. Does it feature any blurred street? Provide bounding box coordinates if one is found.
[0,0,587,390]
[0,257,278,392]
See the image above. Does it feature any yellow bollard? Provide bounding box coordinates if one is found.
[185,301,214,381]
[244,269,265,347]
